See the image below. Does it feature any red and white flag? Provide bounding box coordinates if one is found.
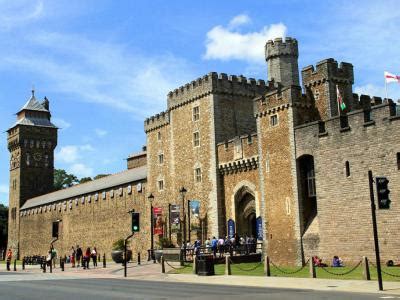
[384,71,400,84]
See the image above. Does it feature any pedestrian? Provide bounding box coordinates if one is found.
[70,246,76,268]
[76,245,82,268]
[83,247,91,269]
[6,249,12,271]
[217,236,225,257]
[50,245,57,268]
[211,237,218,258]
[91,247,97,268]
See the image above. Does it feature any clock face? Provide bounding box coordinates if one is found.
[33,152,42,161]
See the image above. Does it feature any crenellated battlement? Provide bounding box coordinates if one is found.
[265,37,298,60]
[144,110,170,133]
[302,58,354,86]
[295,99,398,139]
[167,72,268,109]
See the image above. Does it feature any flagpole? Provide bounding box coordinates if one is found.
[384,75,388,100]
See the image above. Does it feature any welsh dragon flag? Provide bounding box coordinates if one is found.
[336,85,346,111]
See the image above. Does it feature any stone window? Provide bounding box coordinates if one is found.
[157,131,161,141]
[314,90,320,101]
[11,207,16,220]
[195,168,202,183]
[193,131,200,147]
[158,153,164,164]
[26,153,31,166]
[110,190,114,198]
[127,185,132,194]
[102,191,106,199]
[397,153,400,170]
[193,106,200,121]
[307,168,316,197]
[158,180,164,191]
[270,115,278,127]
[345,161,350,177]
[247,135,252,144]
[265,153,270,173]
[12,179,16,190]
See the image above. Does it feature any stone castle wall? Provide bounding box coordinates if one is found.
[295,101,400,262]
[18,178,150,260]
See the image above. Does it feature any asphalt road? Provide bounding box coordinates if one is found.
[0,277,389,300]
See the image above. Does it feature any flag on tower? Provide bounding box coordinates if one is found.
[336,85,346,111]
[384,71,400,84]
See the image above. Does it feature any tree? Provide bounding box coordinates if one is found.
[93,174,110,180]
[0,204,8,249]
[79,177,92,184]
[54,169,79,190]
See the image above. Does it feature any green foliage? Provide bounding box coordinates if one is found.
[79,177,92,184]
[156,237,175,249]
[112,239,128,251]
[94,174,110,180]
[54,169,79,190]
[0,204,8,248]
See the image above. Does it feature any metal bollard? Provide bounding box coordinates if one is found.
[225,255,231,275]
[13,259,17,271]
[193,255,197,274]
[147,249,151,261]
[61,259,64,272]
[137,253,141,265]
[22,259,25,270]
[161,256,165,274]
[43,261,46,273]
[153,250,156,264]
[50,259,53,273]
[103,253,106,268]
[362,256,371,280]
[265,256,271,276]
[309,257,316,278]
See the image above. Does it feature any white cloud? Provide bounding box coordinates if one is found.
[56,144,94,163]
[52,118,71,129]
[204,15,286,63]
[0,0,44,30]
[228,14,251,29]
[95,129,108,137]
[69,163,93,178]
[0,32,194,119]
[354,84,386,98]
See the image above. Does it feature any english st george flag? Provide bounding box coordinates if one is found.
[384,71,400,84]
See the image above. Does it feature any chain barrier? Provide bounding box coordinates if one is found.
[270,259,310,275]
[228,258,263,272]
[164,260,190,270]
[319,261,362,276]
[369,261,400,278]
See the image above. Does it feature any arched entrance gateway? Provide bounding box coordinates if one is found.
[234,187,256,238]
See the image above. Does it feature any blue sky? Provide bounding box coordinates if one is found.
[0,0,399,205]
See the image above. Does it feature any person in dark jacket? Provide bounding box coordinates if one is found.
[76,245,83,268]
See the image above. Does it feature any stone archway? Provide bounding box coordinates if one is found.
[234,188,256,238]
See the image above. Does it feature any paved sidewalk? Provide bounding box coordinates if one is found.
[4,261,400,296]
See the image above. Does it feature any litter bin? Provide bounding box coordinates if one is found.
[196,255,215,276]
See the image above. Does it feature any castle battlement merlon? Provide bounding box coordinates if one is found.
[166,72,267,109]
[144,110,170,133]
[265,37,298,60]
[302,58,354,86]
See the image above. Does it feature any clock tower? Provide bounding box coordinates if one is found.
[7,91,58,256]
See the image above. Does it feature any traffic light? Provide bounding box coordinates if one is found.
[131,212,140,232]
[376,176,391,209]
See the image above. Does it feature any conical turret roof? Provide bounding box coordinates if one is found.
[19,90,49,112]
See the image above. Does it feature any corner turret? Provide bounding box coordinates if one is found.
[265,37,300,87]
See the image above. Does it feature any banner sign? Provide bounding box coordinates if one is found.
[170,204,180,233]
[189,200,200,231]
[153,207,163,235]
[256,216,263,240]
[228,219,235,238]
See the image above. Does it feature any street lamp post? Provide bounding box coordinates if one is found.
[179,187,187,262]
[148,193,154,262]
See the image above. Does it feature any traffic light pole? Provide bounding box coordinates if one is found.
[368,170,383,291]
[124,233,134,278]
